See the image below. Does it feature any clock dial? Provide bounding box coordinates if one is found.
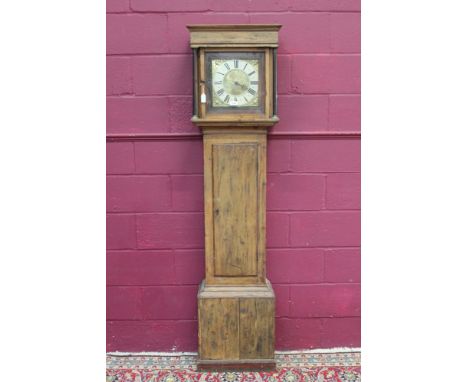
[212,59,260,107]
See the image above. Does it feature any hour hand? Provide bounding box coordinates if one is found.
[234,81,247,90]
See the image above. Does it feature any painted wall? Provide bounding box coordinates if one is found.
[107,0,360,352]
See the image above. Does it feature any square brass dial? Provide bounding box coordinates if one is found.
[205,51,265,115]
[211,59,260,107]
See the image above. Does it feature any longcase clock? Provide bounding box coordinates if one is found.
[187,24,281,371]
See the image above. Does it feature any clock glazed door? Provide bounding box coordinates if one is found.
[197,48,273,121]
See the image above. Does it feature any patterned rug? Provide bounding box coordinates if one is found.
[106,351,361,382]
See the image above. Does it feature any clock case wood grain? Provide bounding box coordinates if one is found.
[188,25,281,371]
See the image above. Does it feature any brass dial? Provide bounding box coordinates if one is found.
[212,59,260,107]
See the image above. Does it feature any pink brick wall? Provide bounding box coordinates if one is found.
[107,0,360,352]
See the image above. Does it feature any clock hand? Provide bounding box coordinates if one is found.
[234,81,248,90]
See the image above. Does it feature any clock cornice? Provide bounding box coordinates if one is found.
[187,24,281,48]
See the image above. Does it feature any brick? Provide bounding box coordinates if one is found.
[107,97,170,134]
[266,212,289,248]
[107,142,134,174]
[321,317,361,348]
[324,248,360,283]
[134,141,203,174]
[173,250,205,285]
[107,286,142,319]
[107,57,132,95]
[290,211,360,247]
[272,284,290,317]
[107,250,175,285]
[291,0,360,11]
[136,213,204,249]
[292,55,360,94]
[267,174,325,210]
[250,13,330,54]
[169,96,200,134]
[210,0,289,12]
[276,95,328,132]
[171,175,204,211]
[131,0,211,12]
[290,139,360,172]
[132,55,192,96]
[107,320,197,352]
[290,284,360,317]
[107,175,171,212]
[105,6,362,352]
[331,12,361,53]
[326,173,360,209]
[277,55,291,94]
[329,95,361,131]
[276,318,322,349]
[107,14,167,54]
[141,285,198,319]
[167,13,249,53]
[267,140,290,173]
[267,249,324,283]
[107,0,130,12]
[107,214,136,249]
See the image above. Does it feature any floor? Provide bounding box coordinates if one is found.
[106,350,361,382]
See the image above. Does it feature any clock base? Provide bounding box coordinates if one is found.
[197,280,276,370]
[197,359,276,372]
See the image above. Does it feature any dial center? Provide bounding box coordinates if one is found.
[223,69,250,96]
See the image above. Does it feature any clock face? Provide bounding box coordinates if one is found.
[211,59,260,107]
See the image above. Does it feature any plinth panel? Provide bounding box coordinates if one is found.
[198,298,240,360]
[198,281,275,369]
[239,299,274,358]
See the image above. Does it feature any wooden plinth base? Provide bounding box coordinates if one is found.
[197,359,276,371]
[197,280,276,371]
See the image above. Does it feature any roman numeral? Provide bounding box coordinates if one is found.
[217,89,224,96]
[224,63,230,70]
[248,71,255,76]
[243,63,248,70]
[250,81,258,85]
[224,95,230,103]
[234,60,239,68]
[248,88,256,95]
[244,96,249,102]
[214,81,222,85]
[217,72,225,76]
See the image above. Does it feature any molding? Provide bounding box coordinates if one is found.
[270,131,360,139]
[106,131,361,142]
[106,133,201,142]
[187,25,282,32]
[192,116,280,128]
[107,348,361,357]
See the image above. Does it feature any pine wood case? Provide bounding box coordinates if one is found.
[188,24,281,371]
